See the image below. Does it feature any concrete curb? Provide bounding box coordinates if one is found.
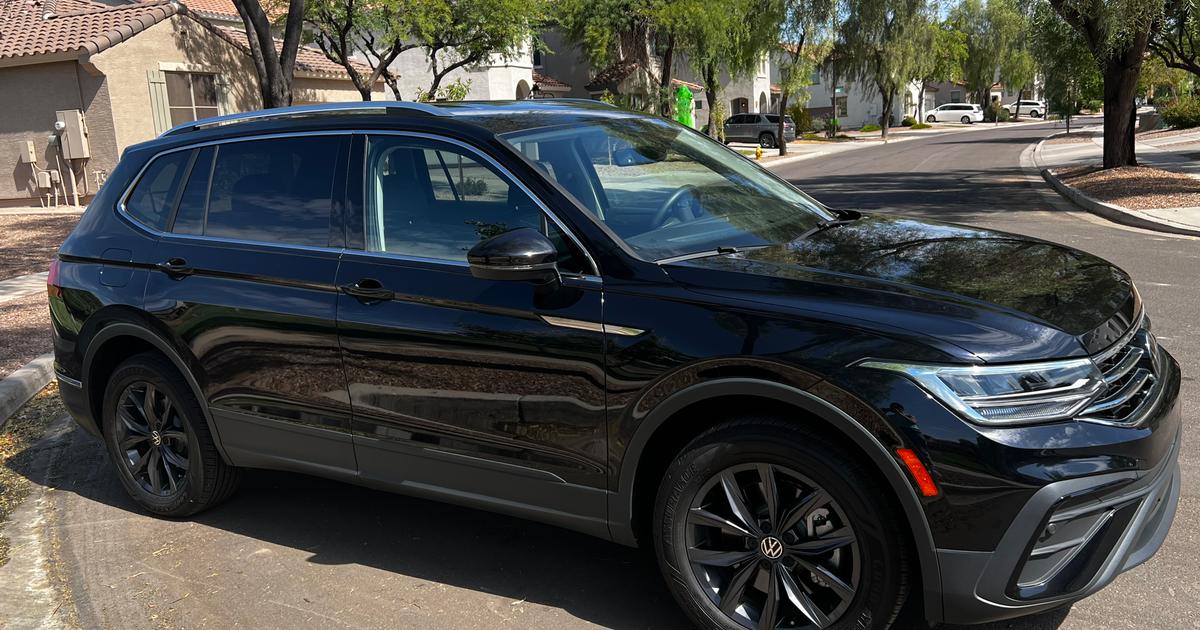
[0,353,55,430]
[1041,168,1200,237]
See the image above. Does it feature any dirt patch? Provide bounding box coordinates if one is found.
[0,383,62,567]
[0,293,51,379]
[1059,165,1200,209]
[0,214,79,280]
[1046,132,1101,145]
[1136,127,1198,141]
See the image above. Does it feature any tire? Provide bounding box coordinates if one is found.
[1030,110,1040,118]
[101,352,240,517]
[961,115,971,125]
[759,133,776,148]
[654,418,909,630]
[925,115,936,123]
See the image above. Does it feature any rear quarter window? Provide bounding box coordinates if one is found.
[123,150,191,231]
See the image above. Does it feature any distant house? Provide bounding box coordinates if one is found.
[0,0,377,206]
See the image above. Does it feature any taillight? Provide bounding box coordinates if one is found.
[47,259,62,298]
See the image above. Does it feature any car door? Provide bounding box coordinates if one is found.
[142,133,356,474]
[726,114,747,141]
[334,133,609,534]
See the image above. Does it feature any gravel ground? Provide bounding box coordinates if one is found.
[1046,131,1101,145]
[1059,165,1200,209]
[0,293,50,379]
[0,214,78,280]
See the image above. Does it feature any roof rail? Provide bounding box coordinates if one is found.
[159,101,445,137]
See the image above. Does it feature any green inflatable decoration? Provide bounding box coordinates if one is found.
[674,85,693,127]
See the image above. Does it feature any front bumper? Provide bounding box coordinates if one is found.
[936,409,1182,625]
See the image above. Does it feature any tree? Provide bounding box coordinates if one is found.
[1048,0,1169,167]
[1151,1,1200,80]
[1139,54,1191,101]
[951,0,1030,109]
[775,0,837,155]
[666,0,780,138]
[1030,1,1101,132]
[839,0,929,140]
[305,0,418,100]
[233,0,307,108]
[409,0,545,100]
[912,13,968,121]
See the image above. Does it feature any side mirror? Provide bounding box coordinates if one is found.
[467,228,560,284]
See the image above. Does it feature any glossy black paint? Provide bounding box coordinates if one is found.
[50,100,1182,626]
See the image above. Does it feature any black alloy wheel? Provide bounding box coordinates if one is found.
[114,381,190,496]
[102,353,241,516]
[759,133,776,148]
[686,463,860,629]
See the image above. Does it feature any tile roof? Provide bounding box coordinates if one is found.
[211,24,373,79]
[0,0,179,62]
[532,70,570,91]
[174,0,238,18]
[584,58,640,93]
[671,77,703,92]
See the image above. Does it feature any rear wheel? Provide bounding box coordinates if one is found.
[759,133,776,148]
[101,353,240,516]
[961,115,971,125]
[1030,109,1040,118]
[654,418,909,630]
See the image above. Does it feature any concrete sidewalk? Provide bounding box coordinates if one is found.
[1035,126,1200,235]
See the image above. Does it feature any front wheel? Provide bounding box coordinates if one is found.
[654,418,909,630]
[102,353,240,517]
[925,115,936,123]
[961,115,972,124]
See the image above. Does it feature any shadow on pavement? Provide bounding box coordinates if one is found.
[6,422,1079,630]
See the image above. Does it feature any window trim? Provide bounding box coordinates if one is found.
[164,71,221,127]
[117,130,600,277]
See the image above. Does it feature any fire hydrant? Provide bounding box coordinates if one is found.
[755,146,763,160]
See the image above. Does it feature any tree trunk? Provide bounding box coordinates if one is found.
[880,91,893,141]
[1100,43,1146,168]
[659,34,675,117]
[917,83,926,121]
[705,63,721,139]
[777,92,789,156]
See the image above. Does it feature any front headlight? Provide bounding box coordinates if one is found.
[860,358,1105,426]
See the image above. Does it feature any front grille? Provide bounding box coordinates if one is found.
[1079,320,1159,426]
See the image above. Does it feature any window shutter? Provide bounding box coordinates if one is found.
[215,74,230,115]
[148,69,170,134]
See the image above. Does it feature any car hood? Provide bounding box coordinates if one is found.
[663,215,1139,363]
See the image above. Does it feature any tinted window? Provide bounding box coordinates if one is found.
[365,136,585,272]
[125,150,190,231]
[204,136,340,246]
[171,146,213,235]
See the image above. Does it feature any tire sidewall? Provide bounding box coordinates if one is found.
[760,133,775,148]
[101,360,207,515]
[655,427,901,630]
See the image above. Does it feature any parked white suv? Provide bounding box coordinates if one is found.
[1002,100,1046,117]
[926,103,983,124]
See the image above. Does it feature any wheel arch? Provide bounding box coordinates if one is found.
[81,318,231,464]
[609,377,943,622]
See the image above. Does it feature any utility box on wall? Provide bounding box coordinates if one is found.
[55,109,90,159]
[18,140,37,163]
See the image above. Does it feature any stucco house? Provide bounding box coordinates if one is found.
[0,0,376,206]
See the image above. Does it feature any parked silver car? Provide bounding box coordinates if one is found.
[925,103,983,124]
[723,113,796,147]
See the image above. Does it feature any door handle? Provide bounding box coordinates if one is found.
[341,278,394,303]
[155,257,193,278]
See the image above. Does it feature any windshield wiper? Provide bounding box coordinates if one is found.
[795,211,863,241]
[657,245,765,265]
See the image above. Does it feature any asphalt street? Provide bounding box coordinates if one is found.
[8,121,1197,629]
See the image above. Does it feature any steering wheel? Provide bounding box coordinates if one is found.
[650,185,702,228]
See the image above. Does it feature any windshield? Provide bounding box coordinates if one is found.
[497,116,834,261]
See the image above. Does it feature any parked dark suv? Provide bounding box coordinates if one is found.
[51,100,1181,630]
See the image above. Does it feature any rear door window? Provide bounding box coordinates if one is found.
[203,136,341,246]
[124,150,191,231]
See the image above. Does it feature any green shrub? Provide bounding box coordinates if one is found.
[860,123,881,132]
[824,117,840,138]
[1160,97,1200,129]
[459,177,489,197]
[983,103,1010,123]
[910,122,931,129]
[1084,99,1103,113]
[787,104,813,131]
[901,116,917,127]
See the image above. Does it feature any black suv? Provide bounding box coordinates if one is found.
[51,100,1181,630]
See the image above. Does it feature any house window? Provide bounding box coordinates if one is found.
[835,95,848,118]
[950,90,962,103]
[695,100,704,110]
[810,69,820,86]
[166,72,219,126]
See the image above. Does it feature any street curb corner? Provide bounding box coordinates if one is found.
[1041,168,1200,238]
[0,353,55,430]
